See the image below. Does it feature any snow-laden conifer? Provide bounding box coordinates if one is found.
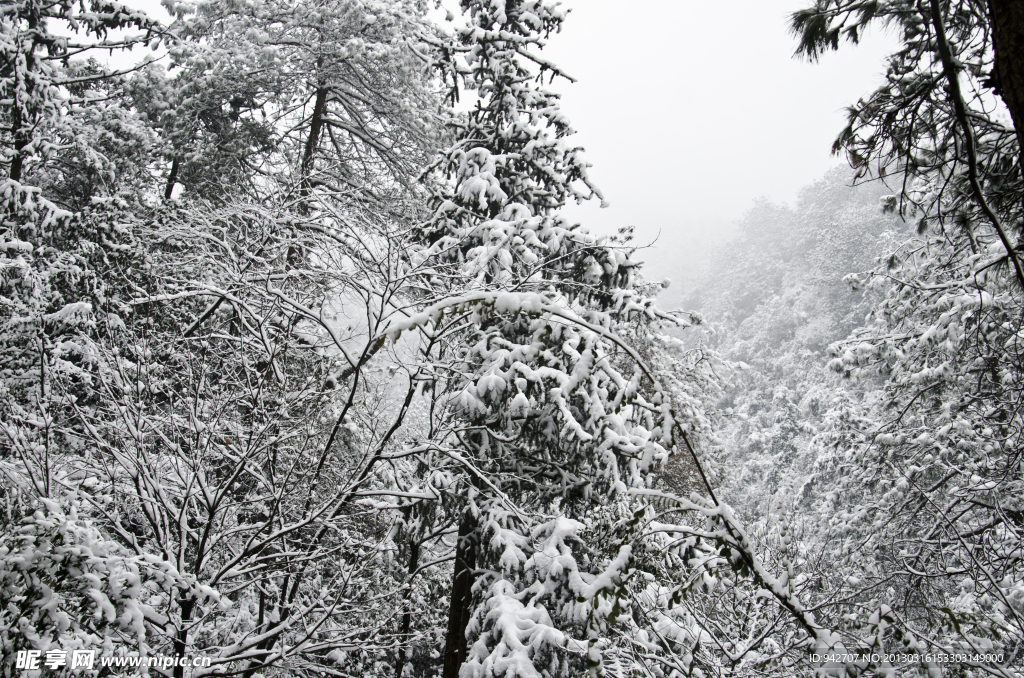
[396,3,721,676]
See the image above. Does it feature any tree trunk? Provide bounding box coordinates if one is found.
[164,157,180,200]
[989,0,1024,186]
[172,596,195,678]
[290,86,328,266]
[10,12,39,183]
[300,87,329,195]
[241,576,294,678]
[395,539,420,678]
[931,0,1024,288]
[442,513,477,678]
[10,101,25,182]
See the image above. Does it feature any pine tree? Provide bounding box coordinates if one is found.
[158,0,439,202]
[392,3,719,676]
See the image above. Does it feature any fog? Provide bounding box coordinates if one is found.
[541,0,897,300]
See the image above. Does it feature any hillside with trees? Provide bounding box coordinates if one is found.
[0,1,1021,677]
[687,167,906,520]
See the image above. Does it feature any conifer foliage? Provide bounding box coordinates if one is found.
[655,3,1024,676]
[395,2,720,676]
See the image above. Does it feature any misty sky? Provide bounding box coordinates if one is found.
[540,0,897,284]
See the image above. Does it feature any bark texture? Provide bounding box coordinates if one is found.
[300,87,329,194]
[442,514,477,678]
[395,540,420,678]
[989,0,1024,178]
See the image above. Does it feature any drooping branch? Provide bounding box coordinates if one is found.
[929,0,1024,289]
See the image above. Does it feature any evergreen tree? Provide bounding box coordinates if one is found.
[395,2,721,676]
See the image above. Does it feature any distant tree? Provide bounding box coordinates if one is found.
[156,0,438,202]
[622,3,1024,673]
[688,168,901,519]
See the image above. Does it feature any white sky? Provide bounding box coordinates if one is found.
[538,0,897,288]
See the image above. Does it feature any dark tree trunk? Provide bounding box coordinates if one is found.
[241,576,295,678]
[291,86,328,266]
[932,0,1024,287]
[300,87,329,195]
[164,157,180,200]
[172,596,195,678]
[395,540,421,678]
[989,0,1024,183]
[442,513,477,678]
[10,103,25,182]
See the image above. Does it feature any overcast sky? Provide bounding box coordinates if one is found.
[537,0,896,284]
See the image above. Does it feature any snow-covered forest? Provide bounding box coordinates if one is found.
[0,0,1022,676]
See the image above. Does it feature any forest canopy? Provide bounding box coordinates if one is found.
[0,1,1021,677]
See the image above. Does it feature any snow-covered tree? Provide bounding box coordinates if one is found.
[157,0,439,202]
[1,1,447,675]
[633,3,1024,676]
[790,1,1024,673]
[385,3,724,677]
[687,168,903,519]
[0,464,216,677]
